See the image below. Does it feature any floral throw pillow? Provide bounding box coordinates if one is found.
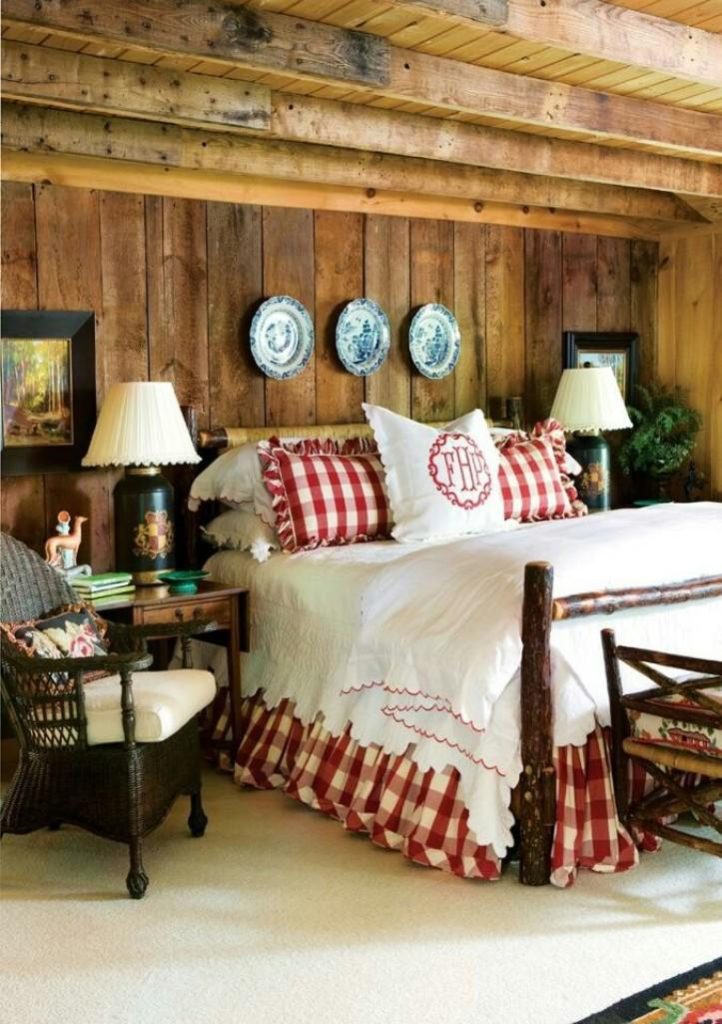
[1,604,111,682]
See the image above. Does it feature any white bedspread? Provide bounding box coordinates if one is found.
[203,503,722,855]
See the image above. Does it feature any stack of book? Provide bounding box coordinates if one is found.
[74,572,135,607]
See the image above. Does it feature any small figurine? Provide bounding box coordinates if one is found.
[45,513,90,575]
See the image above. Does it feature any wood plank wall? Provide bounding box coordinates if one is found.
[2,180,661,570]
[657,233,722,501]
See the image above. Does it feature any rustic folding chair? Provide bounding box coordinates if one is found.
[601,628,722,858]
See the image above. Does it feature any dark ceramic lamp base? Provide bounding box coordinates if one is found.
[114,467,176,585]
[567,433,612,513]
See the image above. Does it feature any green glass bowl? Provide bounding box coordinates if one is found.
[158,570,209,595]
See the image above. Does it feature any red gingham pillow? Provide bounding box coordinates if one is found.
[258,437,391,552]
[497,434,572,521]
[495,419,587,520]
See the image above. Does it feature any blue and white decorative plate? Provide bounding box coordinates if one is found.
[335,298,390,376]
[250,295,314,380]
[408,304,461,380]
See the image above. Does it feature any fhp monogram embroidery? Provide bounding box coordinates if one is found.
[427,432,492,509]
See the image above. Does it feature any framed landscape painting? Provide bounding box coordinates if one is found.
[1,310,96,476]
[563,331,638,402]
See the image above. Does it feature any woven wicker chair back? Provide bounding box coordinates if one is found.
[0,533,85,750]
[1,532,75,622]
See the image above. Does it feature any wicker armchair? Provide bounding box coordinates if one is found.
[0,532,215,898]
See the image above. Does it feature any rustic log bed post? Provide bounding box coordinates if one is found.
[519,561,556,886]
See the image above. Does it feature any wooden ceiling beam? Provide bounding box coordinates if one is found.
[3,0,721,157]
[272,95,722,200]
[0,148,664,240]
[1,102,697,224]
[385,0,722,89]
[3,42,719,199]
[1,40,271,132]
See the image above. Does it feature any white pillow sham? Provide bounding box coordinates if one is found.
[362,404,505,542]
[201,509,280,563]
[188,443,276,525]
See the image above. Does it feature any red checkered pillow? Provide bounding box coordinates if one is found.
[258,437,391,552]
[495,419,587,520]
[497,434,572,521]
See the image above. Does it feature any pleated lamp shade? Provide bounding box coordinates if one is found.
[82,382,200,467]
[550,368,633,432]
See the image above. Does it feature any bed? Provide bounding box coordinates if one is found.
[184,420,722,887]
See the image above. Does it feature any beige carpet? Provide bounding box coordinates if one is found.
[1,769,720,1024]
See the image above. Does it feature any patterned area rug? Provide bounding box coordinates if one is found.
[574,959,722,1023]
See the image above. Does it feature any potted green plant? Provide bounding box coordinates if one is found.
[619,382,702,501]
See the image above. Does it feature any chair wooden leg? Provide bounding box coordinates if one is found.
[126,838,149,899]
[188,791,208,838]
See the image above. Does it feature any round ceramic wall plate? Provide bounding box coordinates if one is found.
[250,296,314,380]
[408,304,461,380]
[336,298,391,376]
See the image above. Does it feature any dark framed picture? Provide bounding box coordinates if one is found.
[563,331,638,402]
[1,310,96,476]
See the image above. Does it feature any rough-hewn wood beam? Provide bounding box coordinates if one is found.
[1,40,271,132]
[272,96,722,200]
[0,148,664,240]
[4,41,717,198]
[1,102,696,223]
[387,0,508,25]
[676,196,722,223]
[4,0,721,156]
[386,0,722,89]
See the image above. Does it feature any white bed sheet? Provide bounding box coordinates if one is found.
[200,503,722,856]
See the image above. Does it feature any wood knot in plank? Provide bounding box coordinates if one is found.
[222,10,272,51]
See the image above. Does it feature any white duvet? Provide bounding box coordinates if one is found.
[203,502,722,856]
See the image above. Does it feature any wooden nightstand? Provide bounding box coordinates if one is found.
[94,582,249,751]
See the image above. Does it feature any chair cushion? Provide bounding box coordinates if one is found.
[628,689,722,760]
[84,669,215,746]
[0,603,110,683]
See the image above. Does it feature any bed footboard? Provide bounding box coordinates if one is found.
[518,562,722,886]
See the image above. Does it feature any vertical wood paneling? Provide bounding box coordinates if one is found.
[656,239,677,386]
[485,226,524,415]
[207,202,264,427]
[34,183,112,571]
[674,235,716,492]
[262,207,315,427]
[711,236,721,500]
[314,211,364,424]
[525,230,562,426]
[0,182,45,551]
[597,237,631,331]
[630,239,658,390]
[147,197,209,423]
[1,182,37,309]
[0,477,47,552]
[453,223,485,416]
[4,183,680,553]
[99,192,148,399]
[364,216,411,416]
[410,219,455,422]
[562,233,597,331]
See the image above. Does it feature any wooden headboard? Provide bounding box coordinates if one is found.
[198,421,447,450]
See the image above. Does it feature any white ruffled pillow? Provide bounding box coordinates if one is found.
[188,443,275,525]
[201,509,280,563]
[362,404,505,542]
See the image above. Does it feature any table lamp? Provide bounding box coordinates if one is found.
[83,382,200,583]
[550,367,632,512]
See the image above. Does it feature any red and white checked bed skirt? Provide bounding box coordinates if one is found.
[228,689,648,888]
